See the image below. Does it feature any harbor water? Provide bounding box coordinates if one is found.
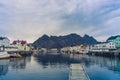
[0,53,120,80]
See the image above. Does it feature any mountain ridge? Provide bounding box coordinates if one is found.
[33,33,98,49]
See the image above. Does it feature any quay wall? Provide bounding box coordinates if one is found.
[7,51,33,56]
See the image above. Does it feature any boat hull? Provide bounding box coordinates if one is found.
[0,51,10,59]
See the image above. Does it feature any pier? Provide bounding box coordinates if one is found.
[69,64,90,80]
[7,51,32,56]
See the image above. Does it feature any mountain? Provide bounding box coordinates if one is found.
[83,34,98,44]
[33,33,98,49]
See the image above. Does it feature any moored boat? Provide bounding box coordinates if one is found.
[0,51,10,59]
[10,53,22,58]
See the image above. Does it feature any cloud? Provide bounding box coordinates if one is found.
[58,0,120,40]
[0,0,120,42]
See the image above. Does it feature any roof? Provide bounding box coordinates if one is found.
[0,37,8,40]
[12,40,27,45]
[107,35,120,41]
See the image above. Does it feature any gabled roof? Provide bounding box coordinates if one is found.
[107,35,120,41]
[0,37,8,40]
[12,40,27,45]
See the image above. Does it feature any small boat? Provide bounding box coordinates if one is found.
[0,51,10,59]
[75,51,84,54]
[10,53,22,58]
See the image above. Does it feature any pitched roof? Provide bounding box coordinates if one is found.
[0,37,7,40]
[12,40,27,45]
[107,35,120,41]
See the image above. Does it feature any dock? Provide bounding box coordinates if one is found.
[69,64,90,80]
[7,51,32,56]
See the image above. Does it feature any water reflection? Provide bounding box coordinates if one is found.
[83,56,120,72]
[0,54,120,80]
[0,60,9,76]
[63,54,119,72]
[62,54,120,80]
[9,57,31,69]
[34,54,120,73]
[35,54,80,66]
[0,57,31,77]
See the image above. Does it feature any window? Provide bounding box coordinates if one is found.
[112,43,114,45]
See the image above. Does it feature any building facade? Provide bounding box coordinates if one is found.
[107,36,120,48]
[12,40,30,51]
[0,37,10,47]
[90,42,116,52]
[61,45,88,54]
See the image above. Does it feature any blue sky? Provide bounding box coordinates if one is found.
[0,0,120,43]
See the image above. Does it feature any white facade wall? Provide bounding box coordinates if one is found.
[90,42,116,52]
[16,44,30,51]
[61,45,88,53]
[0,37,10,47]
[5,47,18,51]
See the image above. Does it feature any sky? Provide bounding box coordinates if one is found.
[0,0,120,43]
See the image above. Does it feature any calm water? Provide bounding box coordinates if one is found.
[0,54,120,80]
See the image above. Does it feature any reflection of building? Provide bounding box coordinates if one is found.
[10,58,26,69]
[0,65,8,76]
[9,57,31,69]
[0,60,9,76]
[83,55,120,71]
[67,54,120,72]
[115,62,120,71]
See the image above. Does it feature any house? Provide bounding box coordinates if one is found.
[107,35,120,48]
[0,37,10,51]
[11,40,30,51]
[90,42,116,52]
[61,45,88,54]
[0,37,10,47]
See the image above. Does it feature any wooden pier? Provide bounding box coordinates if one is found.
[69,64,90,80]
[7,51,32,56]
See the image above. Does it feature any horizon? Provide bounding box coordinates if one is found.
[4,33,120,43]
[0,0,120,43]
[33,33,115,42]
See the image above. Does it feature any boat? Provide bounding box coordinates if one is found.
[0,51,10,59]
[10,53,22,58]
[0,51,22,59]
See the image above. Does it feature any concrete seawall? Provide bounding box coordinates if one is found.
[7,51,32,56]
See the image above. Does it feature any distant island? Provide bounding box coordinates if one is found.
[32,33,98,49]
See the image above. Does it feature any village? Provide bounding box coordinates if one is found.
[1,35,120,59]
[61,36,120,57]
[32,35,120,57]
[0,37,32,59]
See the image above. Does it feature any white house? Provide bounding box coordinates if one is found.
[11,40,30,51]
[90,42,116,52]
[61,45,88,54]
[0,37,10,47]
